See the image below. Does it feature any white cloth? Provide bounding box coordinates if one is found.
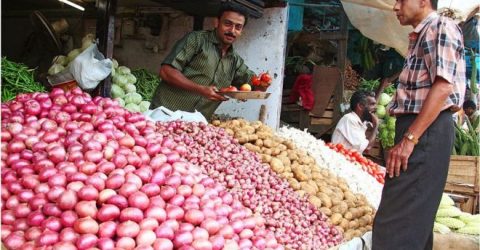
[332,112,369,153]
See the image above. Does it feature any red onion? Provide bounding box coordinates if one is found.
[117,220,140,238]
[98,221,117,238]
[120,207,144,222]
[174,231,193,248]
[74,217,99,234]
[4,232,26,249]
[75,200,98,218]
[152,238,173,250]
[136,229,156,246]
[57,190,77,210]
[76,233,98,249]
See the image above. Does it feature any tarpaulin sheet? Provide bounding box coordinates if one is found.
[340,0,480,56]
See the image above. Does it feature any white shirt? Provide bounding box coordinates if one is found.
[331,112,369,153]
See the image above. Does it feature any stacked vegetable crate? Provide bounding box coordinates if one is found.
[444,156,480,214]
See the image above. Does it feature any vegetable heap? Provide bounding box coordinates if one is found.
[278,127,383,209]
[48,34,96,76]
[154,121,343,249]
[1,58,46,102]
[434,194,480,235]
[111,62,151,113]
[376,93,395,149]
[212,119,376,241]
[452,121,479,156]
[325,143,385,184]
[1,88,282,249]
[131,69,161,102]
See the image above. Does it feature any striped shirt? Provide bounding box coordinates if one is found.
[151,29,254,119]
[389,12,466,115]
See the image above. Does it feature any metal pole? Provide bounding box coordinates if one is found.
[96,0,117,97]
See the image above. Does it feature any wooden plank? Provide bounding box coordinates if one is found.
[310,66,342,117]
[310,117,333,125]
[445,155,480,194]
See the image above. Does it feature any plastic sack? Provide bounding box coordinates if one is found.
[68,44,112,90]
[337,231,372,250]
[144,106,208,124]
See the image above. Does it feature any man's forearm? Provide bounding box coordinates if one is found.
[407,77,453,139]
[160,65,206,95]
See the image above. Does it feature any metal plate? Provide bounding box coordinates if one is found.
[218,91,271,99]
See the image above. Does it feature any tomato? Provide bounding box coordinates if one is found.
[251,75,261,86]
[260,73,272,83]
[335,144,344,150]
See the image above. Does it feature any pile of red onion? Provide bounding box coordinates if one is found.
[1,88,282,250]
[153,122,343,249]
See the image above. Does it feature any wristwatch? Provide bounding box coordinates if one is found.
[404,131,418,145]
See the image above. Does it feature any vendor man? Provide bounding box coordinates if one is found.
[331,90,378,154]
[150,3,258,119]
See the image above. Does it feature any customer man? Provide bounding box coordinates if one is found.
[372,0,466,249]
[331,90,378,154]
[151,4,258,119]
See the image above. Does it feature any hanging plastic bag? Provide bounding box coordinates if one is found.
[68,44,112,90]
[144,106,208,124]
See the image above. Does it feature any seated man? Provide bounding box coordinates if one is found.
[332,90,378,154]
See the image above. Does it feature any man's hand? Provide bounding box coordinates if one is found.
[201,86,228,101]
[386,138,415,178]
[370,112,379,129]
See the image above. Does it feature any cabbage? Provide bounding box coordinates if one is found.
[52,55,67,66]
[386,117,396,130]
[126,74,137,84]
[125,103,141,112]
[139,101,151,112]
[376,105,386,119]
[111,84,125,98]
[113,75,128,87]
[124,93,142,105]
[114,97,125,107]
[67,49,81,63]
[48,64,65,75]
[111,66,116,77]
[117,66,131,75]
[124,84,136,93]
[112,59,119,69]
[378,93,392,106]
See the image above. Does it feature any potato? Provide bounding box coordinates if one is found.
[331,198,341,207]
[261,154,272,163]
[366,225,372,231]
[319,207,332,216]
[262,148,272,155]
[277,144,287,151]
[349,208,363,219]
[270,158,284,173]
[353,230,363,238]
[335,226,345,234]
[348,219,359,230]
[293,168,309,181]
[255,139,264,147]
[271,147,281,156]
[256,132,270,140]
[344,230,355,240]
[309,195,322,208]
[318,193,332,208]
[300,182,317,195]
[296,190,306,197]
[344,212,353,220]
[340,218,349,230]
[345,200,356,208]
[332,201,348,215]
[277,155,291,168]
[343,191,357,202]
[283,140,295,150]
[263,139,274,148]
[331,213,343,225]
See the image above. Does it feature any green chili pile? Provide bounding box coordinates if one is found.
[1,57,46,102]
[131,69,161,101]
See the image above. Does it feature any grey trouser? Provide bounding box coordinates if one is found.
[372,110,454,250]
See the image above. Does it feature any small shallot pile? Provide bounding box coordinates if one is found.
[1,88,281,250]
[153,121,343,249]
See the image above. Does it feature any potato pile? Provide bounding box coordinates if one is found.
[211,119,376,240]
